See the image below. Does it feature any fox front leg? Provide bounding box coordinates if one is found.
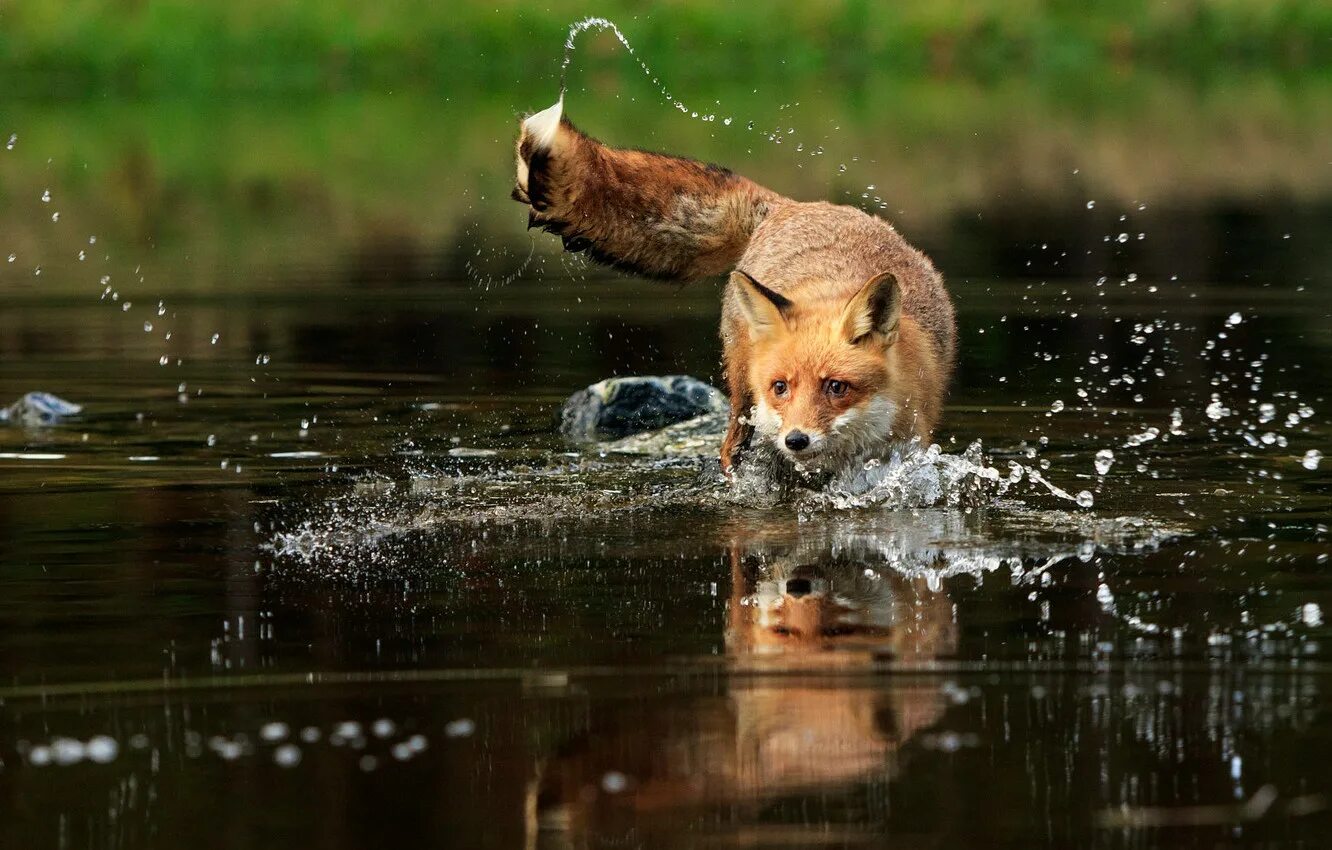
[720,405,753,477]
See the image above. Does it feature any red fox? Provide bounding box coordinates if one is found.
[514,100,956,475]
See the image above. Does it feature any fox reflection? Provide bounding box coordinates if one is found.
[730,537,956,661]
[527,534,957,848]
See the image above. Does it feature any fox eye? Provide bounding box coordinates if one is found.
[772,380,788,396]
[825,379,850,397]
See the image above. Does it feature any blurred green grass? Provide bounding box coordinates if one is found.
[2,0,1330,301]
[3,72,1329,298]
[2,0,1329,97]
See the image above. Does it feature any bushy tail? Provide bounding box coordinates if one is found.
[513,100,784,281]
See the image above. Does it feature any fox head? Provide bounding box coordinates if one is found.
[727,538,957,662]
[732,269,906,467]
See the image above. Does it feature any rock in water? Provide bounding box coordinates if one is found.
[600,410,727,457]
[560,376,727,441]
[0,392,83,426]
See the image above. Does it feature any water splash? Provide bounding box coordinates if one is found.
[555,17,880,204]
[560,17,640,99]
[726,438,1093,513]
[265,432,1127,579]
[462,227,538,290]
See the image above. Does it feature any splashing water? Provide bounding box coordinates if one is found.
[555,17,879,203]
[724,438,1095,513]
[266,433,1118,577]
[462,227,538,290]
[560,18,640,99]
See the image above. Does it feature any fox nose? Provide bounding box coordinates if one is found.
[784,430,811,451]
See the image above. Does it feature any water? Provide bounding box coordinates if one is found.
[3,45,1332,850]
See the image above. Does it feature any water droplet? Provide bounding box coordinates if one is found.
[1301,602,1324,626]
[86,736,119,763]
[1075,490,1094,508]
[1226,312,1243,326]
[52,738,86,765]
[1303,449,1323,471]
[444,718,475,738]
[1086,201,1095,209]
[1050,400,1065,413]
[1094,449,1114,475]
[210,333,220,345]
[273,744,302,767]
[5,134,15,150]
[41,189,51,203]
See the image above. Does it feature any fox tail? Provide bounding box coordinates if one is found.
[513,100,784,282]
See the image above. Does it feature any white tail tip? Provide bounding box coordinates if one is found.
[522,98,564,151]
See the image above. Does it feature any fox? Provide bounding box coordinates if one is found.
[513,99,956,476]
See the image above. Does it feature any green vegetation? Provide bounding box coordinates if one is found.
[2,0,1329,97]
[3,73,1329,298]
[2,1,1328,302]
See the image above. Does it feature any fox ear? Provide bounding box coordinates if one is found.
[841,271,901,345]
[731,270,791,339]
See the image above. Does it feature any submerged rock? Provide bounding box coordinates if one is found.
[560,375,727,441]
[0,392,83,426]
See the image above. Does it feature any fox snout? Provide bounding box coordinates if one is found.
[780,428,827,458]
[784,430,811,452]
[753,406,832,460]
[756,408,829,459]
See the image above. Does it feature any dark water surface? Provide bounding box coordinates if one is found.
[2,84,1331,848]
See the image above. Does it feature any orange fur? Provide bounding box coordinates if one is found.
[722,266,946,472]
[514,107,956,475]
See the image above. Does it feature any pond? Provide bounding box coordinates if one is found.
[2,39,1331,849]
